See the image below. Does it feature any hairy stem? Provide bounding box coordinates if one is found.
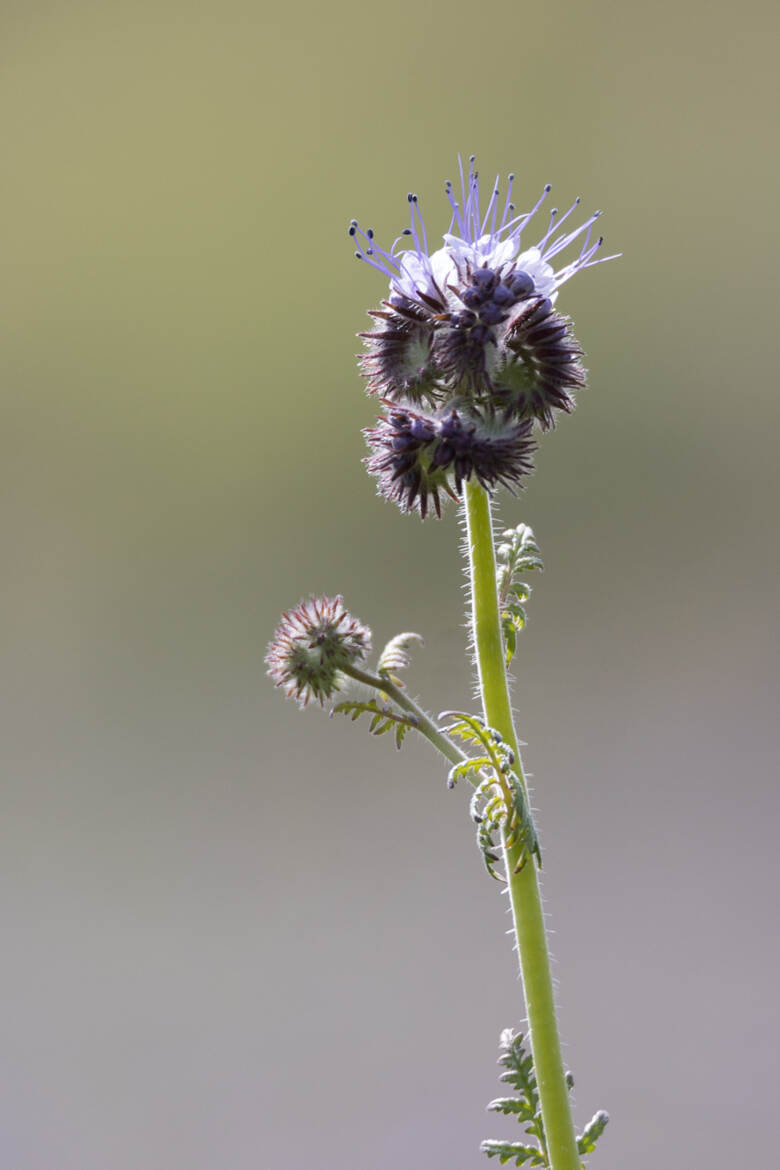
[343,664,468,770]
[464,481,580,1170]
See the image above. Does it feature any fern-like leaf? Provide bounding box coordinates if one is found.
[474,787,507,879]
[441,713,540,876]
[504,773,542,872]
[496,525,543,665]
[497,524,544,596]
[484,1029,608,1169]
[487,1097,537,1121]
[480,1139,546,1166]
[439,710,493,751]
[331,698,417,750]
[482,1030,548,1166]
[496,1029,546,1153]
[447,756,490,789]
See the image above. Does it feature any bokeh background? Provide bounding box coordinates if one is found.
[2,1,779,1167]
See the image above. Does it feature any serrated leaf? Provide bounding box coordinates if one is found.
[476,813,503,879]
[577,1110,609,1155]
[502,619,518,666]
[496,525,543,659]
[439,714,487,749]
[448,758,488,789]
[505,772,541,871]
[480,1139,544,1166]
[483,1029,548,1167]
[505,603,528,628]
[486,1097,536,1120]
[331,698,416,750]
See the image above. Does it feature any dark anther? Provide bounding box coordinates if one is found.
[460,288,481,309]
[492,285,514,306]
[479,303,506,326]
[472,268,496,289]
[510,272,535,298]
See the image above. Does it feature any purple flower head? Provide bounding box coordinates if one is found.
[350,155,614,305]
[266,595,371,707]
[364,405,536,519]
[351,156,617,427]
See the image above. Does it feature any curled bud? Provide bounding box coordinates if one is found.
[266,595,371,707]
[364,405,536,519]
[359,295,440,405]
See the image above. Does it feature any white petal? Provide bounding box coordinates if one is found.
[430,247,458,289]
[514,247,557,296]
[393,251,434,299]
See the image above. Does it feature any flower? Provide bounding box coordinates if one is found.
[364,405,536,519]
[266,595,371,707]
[351,156,616,428]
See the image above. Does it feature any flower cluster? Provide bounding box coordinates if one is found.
[265,595,371,707]
[365,406,535,520]
[351,157,615,517]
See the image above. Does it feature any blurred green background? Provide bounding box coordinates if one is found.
[2,1,779,1167]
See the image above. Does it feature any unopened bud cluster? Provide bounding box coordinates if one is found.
[265,595,371,707]
[351,157,615,517]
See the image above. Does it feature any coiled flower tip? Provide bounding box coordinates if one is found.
[266,595,371,707]
[493,297,586,430]
[364,406,536,519]
[359,294,439,407]
[351,157,617,431]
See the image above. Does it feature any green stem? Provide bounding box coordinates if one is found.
[464,481,580,1170]
[343,664,468,770]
